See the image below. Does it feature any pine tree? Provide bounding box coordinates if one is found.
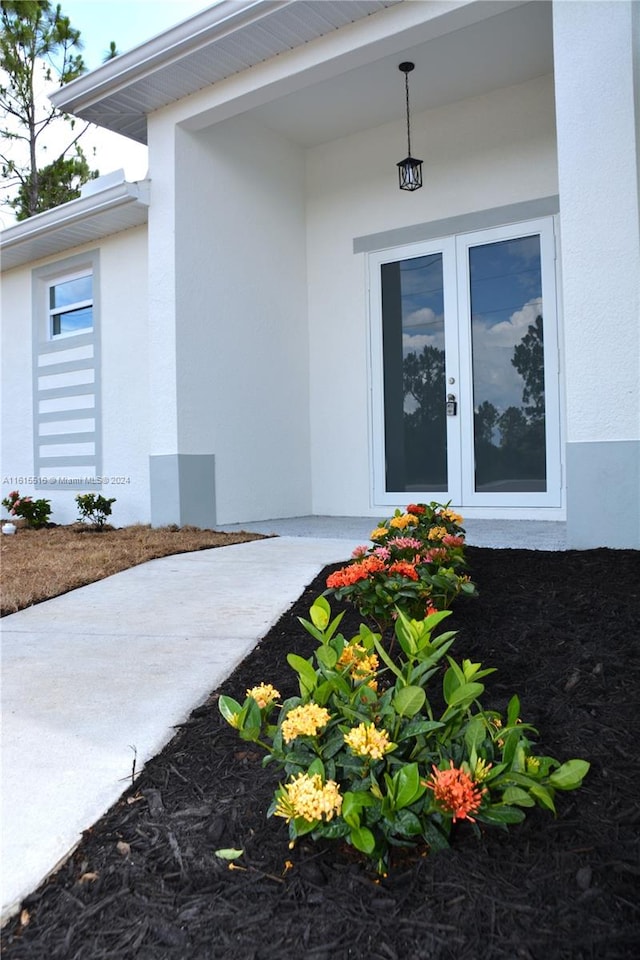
[0,1,103,219]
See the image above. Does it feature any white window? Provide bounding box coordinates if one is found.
[32,251,101,490]
[48,271,93,338]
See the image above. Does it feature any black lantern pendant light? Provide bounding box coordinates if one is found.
[397,62,423,191]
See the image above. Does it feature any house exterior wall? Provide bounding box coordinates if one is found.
[553,0,640,548]
[146,112,310,526]
[305,74,559,517]
[1,226,150,527]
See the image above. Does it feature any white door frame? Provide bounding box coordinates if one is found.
[368,216,562,510]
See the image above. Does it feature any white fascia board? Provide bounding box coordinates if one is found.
[49,1,287,114]
[0,180,149,264]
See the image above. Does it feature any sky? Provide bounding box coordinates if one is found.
[399,239,544,417]
[62,0,217,71]
[1,1,218,227]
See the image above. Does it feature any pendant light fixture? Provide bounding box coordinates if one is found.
[397,61,423,191]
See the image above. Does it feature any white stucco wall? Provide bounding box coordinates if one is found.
[552,0,639,548]
[1,268,34,505]
[170,116,311,524]
[1,226,150,527]
[305,75,559,516]
[553,0,640,445]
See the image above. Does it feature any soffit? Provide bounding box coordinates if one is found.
[1,183,149,271]
[51,1,401,144]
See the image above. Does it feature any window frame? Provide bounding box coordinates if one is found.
[47,268,94,340]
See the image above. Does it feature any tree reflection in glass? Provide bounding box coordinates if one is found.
[469,237,547,493]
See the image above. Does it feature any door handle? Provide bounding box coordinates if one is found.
[446,394,457,416]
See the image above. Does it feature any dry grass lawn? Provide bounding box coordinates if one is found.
[0,524,267,617]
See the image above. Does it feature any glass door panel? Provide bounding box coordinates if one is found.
[369,218,560,509]
[381,254,447,492]
[468,235,547,493]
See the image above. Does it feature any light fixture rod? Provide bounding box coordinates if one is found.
[399,61,415,156]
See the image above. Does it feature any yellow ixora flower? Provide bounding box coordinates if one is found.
[370,527,389,540]
[427,525,448,541]
[440,508,464,525]
[337,644,379,682]
[246,683,281,709]
[389,513,419,530]
[344,722,394,760]
[274,773,343,823]
[280,703,331,743]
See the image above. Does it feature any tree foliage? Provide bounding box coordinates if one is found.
[511,314,545,420]
[0,0,100,219]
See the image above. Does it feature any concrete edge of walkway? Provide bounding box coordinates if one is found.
[1,536,362,924]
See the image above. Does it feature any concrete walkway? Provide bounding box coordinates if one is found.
[1,518,565,923]
[1,536,364,924]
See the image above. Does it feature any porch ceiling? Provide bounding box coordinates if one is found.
[252,1,553,147]
[51,0,552,148]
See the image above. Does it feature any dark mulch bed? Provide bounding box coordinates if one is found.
[3,547,639,960]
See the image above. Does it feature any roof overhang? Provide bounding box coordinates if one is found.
[0,173,149,271]
[50,0,402,144]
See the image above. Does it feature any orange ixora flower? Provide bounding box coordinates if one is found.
[388,561,419,581]
[424,760,486,822]
[326,555,386,589]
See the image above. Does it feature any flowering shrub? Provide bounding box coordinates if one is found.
[220,596,589,873]
[325,502,477,630]
[75,493,116,529]
[1,490,51,528]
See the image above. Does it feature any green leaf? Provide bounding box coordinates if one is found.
[393,685,426,718]
[350,825,376,854]
[477,805,526,825]
[507,694,521,727]
[313,680,333,706]
[393,810,422,837]
[501,786,536,807]
[310,596,331,630]
[464,715,486,753]
[445,681,485,708]
[421,819,451,851]
[371,632,403,681]
[548,759,590,790]
[316,645,338,670]
[291,817,318,838]
[238,697,262,741]
[307,757,325,778]
[394,763,424,809]
[214,848,244,861]
[287,653,318,695]
[218,695,242,725]
[397,719,445,741]
[423,608,454,634]
[342,790,375,827]
[529,784,556,814]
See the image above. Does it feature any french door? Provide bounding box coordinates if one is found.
[369,218,561,508]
